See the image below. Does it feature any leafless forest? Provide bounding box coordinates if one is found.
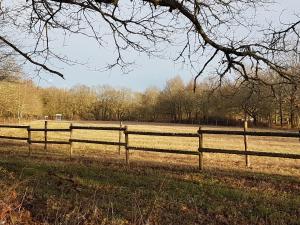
[2,70,300,128]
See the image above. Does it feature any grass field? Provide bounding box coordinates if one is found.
[0,121,300,224]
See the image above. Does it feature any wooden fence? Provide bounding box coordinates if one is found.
[0,122,300,170]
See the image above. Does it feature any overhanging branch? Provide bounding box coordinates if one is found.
[0,35,64,78]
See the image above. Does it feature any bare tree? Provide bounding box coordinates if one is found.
[0,0,300,86]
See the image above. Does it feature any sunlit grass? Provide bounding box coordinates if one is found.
[0,120,300,177]
[0,121,300,224]
[0,154,299,225]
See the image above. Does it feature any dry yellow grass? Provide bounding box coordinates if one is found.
[0,121,300,224]
[0,120,299,177]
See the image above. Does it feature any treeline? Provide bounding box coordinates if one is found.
[1,65,300,127]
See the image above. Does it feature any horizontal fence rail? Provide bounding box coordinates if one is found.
[70,138,126,146]
[0,121,300,170]
[0,125,30,129]
[30,140,70,145]
[199,129,300,138]
[70,125,125,131]
[0,136,28,141]
[128,146,199,155]
[125,130,199,137]
[29,128,71,132]
[0,125,30,142]
[201,148,300,159]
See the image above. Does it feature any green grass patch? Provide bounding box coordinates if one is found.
[0,153,299,225]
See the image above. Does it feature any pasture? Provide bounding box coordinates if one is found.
[0,121,300,224]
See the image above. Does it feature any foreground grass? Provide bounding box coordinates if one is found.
[0,121,300,224]
[0,150,300,225]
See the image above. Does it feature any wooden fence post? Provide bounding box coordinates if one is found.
[69,123,73,159]
[27,127,31,156]
[44,120,48,151]
[198,126,203,170]
[118,121,123,155]
[244,120,250,167]
[124,126,129,165]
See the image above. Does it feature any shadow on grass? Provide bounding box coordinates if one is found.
[0,151,300,225]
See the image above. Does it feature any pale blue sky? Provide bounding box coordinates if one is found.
[28,0,300,91]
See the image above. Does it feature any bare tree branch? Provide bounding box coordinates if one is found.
[0,35,64,78]
[0,0,299,86]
